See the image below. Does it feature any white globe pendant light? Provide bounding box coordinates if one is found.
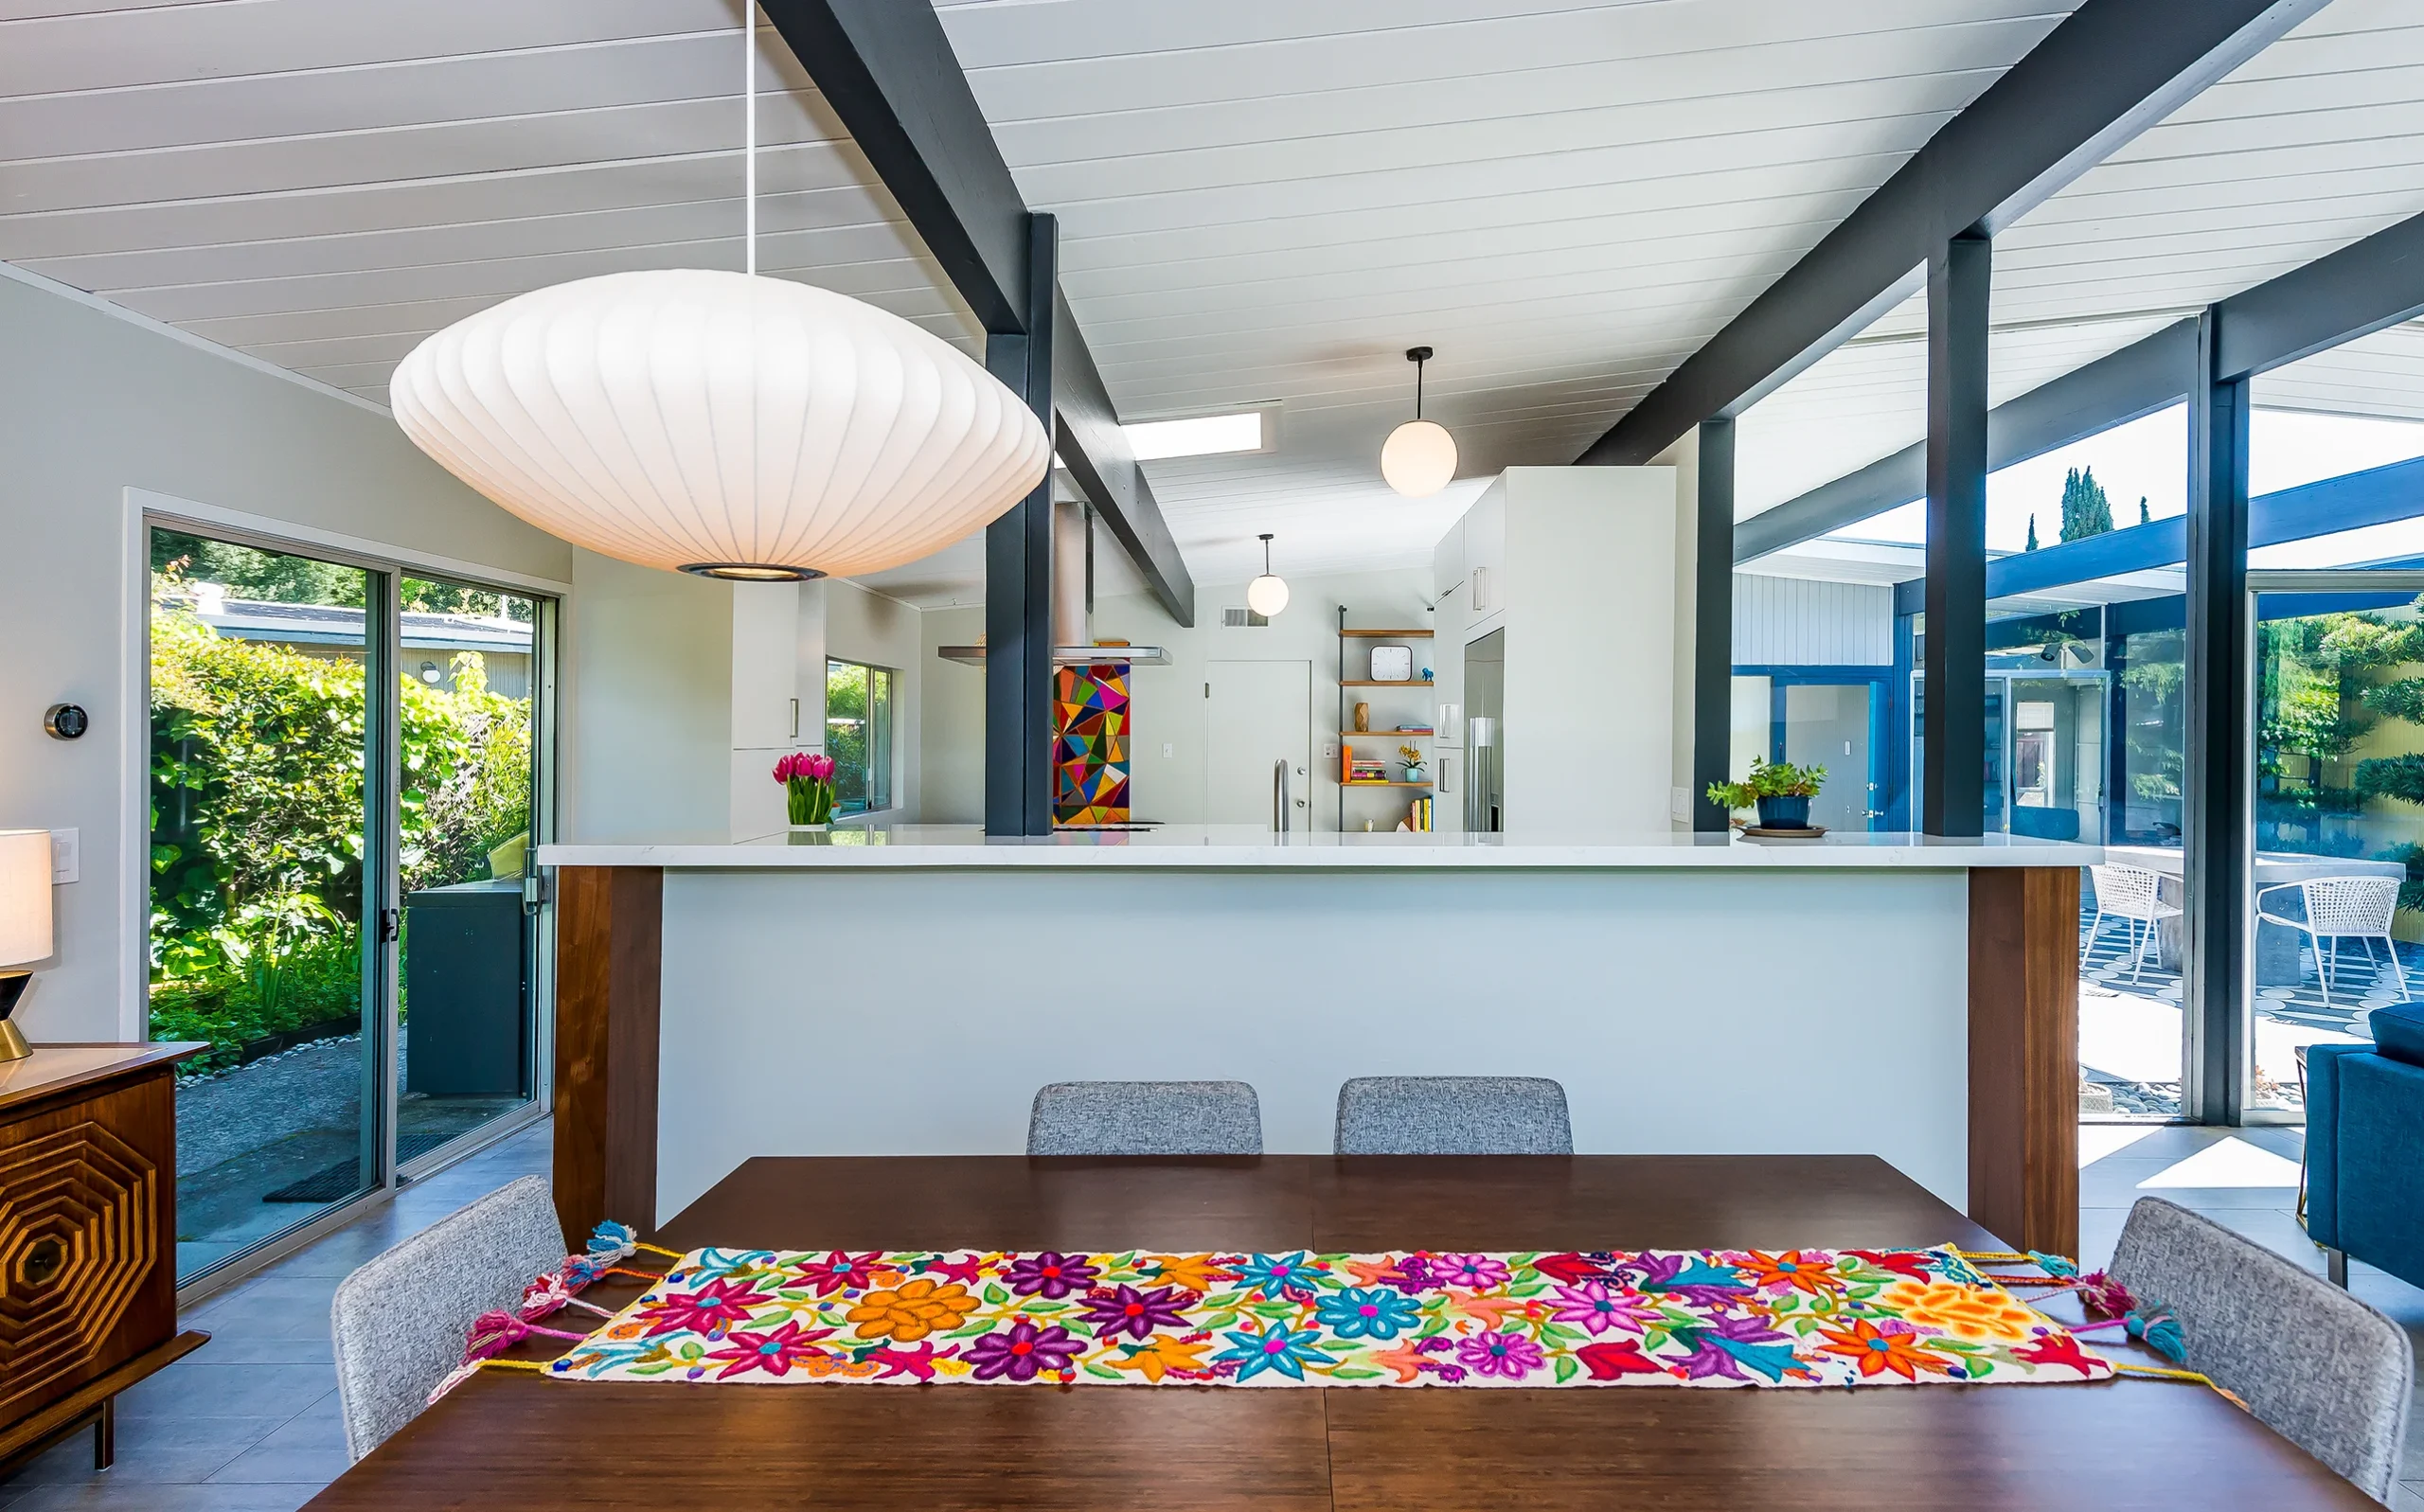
[1381,345,1458,499]
[1246,532,1290,616]
[387,12,1048,581]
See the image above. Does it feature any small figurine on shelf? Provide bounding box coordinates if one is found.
[1354,702,1370,733]
[1399,742,1426,782]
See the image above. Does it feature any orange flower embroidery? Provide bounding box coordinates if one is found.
[1105,1336,1212,1382]
[1879,1280,2039,1343]
[1143,1254,1225,1292]
[844,1277,978,1343]
[1739,1250,1840,1296]
[1816,1319,1956,1380]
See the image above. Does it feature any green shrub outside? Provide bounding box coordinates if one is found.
[148,579,530,1069]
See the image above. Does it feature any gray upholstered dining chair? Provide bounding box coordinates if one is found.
[1026,1079,1263,1155]
[1333,1076,1573,1155]
[2110,1196,2413,1501]
[330,1174,567,1463]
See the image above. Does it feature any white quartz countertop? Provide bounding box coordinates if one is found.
[536,825,2099,872]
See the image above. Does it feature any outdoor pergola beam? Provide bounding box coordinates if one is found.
[1575,0,2326,468]
[756,0,1196,629]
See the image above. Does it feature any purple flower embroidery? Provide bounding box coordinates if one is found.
[964,1319,1081,1381]
[1455,1329,1545,1379]
[1548,1282,1662,1336]
[1005,1251,1099,1299]
[1076,1284,1190,1341]
[1436,1254,1511,1290]
[1382,1254,1439,1293]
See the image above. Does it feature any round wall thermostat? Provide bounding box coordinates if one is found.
[44,703,89,740]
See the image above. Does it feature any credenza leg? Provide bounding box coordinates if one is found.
[92,1399,113,1471]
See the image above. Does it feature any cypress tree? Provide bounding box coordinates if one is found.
[2060,467,2115,542]
[2025,514,2039,551]
[2139,496,2149,526]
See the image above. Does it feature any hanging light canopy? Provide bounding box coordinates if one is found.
[1381,345,1457,499]
[1246,533,1290,616]
[387,10,1048,582]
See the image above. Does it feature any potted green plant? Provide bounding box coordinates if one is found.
[1706,756,1827,829]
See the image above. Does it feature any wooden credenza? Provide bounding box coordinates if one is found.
[0,1042,207,1470]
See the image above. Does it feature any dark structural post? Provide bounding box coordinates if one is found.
[1923,233,1990,837]
[2183,308,2252,1125]
[985,213,1058,837]
[1692,418,1736,832]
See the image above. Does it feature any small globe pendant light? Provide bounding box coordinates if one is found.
[388,8,1047,581]
[1381,345,1457,498]
[1246,533,1291,616]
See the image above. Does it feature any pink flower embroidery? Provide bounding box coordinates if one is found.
[1455,1330,1545,1379]
[1549,1281,1663,1336]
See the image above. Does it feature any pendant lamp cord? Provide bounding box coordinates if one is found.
[1415,354,1424,419]
[743,4,758,277]
[1261,533,1274,575]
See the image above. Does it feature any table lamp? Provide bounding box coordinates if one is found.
[0,830,54,1062]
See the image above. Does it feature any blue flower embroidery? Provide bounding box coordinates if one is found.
[1212,1323,1339,1382]
[1232,1251,1324,1300]
[1315,1286,1422,1340]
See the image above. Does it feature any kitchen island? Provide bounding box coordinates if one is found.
[534,827,2095,1254]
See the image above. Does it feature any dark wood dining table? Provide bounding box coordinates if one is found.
[306,1154,2373,1510]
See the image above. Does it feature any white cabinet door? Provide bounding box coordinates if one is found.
[1465,484,1506,616]
[1203,660,1313,829]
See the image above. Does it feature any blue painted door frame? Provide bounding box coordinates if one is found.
[1733,664,1893,830]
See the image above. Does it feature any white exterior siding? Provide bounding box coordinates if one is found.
[1732,574,1894,667]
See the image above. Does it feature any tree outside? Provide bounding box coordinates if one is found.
[2059,467,2116,543]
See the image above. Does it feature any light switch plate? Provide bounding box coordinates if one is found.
[1163,742,1173,758]
[49,827,79,884]
[1670,788,1690,821]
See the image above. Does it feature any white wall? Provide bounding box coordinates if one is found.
[916,569,1439,830]
[0,268,573,1042]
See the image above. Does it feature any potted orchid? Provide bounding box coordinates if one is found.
[775,751,837,830]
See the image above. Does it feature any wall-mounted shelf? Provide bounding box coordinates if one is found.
[1341,731,1433,739]
[1339,628,1434,638]
[1340,679,1434,687]
[1344,780,1433,788]
[1338,605,1439,832]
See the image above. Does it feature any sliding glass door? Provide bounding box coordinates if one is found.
[149,526,552,1285]
[2245,575,2424,1121]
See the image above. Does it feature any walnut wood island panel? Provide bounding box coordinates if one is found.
[541,827,2091,1259]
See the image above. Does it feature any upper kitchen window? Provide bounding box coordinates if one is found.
[826,658,895,815]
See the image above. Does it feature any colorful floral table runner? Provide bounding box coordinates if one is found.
[541,1243,2114,1389]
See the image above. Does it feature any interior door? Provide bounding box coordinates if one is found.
[1781,682,1876,831]
[1203,660,1311,828]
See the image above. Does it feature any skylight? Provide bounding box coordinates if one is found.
[1122,410,1265,460]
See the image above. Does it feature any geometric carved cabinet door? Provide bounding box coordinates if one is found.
[0,1121,158,1419]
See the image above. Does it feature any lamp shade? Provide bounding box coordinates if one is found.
[1381,418,1458,498]
[0,831,53,969]
[1246,573,1291,616]
[390,270,1051,580]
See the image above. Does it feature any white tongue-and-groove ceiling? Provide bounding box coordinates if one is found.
[21,1,2413,605]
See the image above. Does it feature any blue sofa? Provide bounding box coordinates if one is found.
[2305,1004,2424,1290]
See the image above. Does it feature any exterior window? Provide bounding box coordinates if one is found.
[826,658,895,814]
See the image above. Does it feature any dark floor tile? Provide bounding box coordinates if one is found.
[5,1484,321,1512]
[206,1394,348,1486]
[0,1414,278,1488]
[116,1363,340,1424]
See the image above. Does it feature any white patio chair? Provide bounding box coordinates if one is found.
[2083,863,2181,985]
[2254,875,2411,1009]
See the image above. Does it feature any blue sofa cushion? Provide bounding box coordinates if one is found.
[2305,1041,2424,1295]
[2370,1003,2424,1066]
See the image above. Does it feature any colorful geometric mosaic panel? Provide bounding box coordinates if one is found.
[1054,662,1130,827]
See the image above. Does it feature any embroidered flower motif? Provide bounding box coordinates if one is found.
[1232,1252,1324,1302]
[1455,1330,1545,1379]
[1005,1252,1099,1299]
[1077,1284,1191,1341]
[1815,1318,1957,1380]
[1547,1281,1662,1336]
[1315,1286,1423,1340]
[704,1318,836,1379]
[1433,1254,1511,1290]
[844,1277,979,1342]
[1737,1250,1841,1296]
[964,1319,1081,1381]
[790,1251,886,1296]
[1211,1322,1338,1381]
[634,1276,771,1338]
[1879,1279,2039,1343]
[1141,1254,1226,1293]
[1105,1335,1214,1382]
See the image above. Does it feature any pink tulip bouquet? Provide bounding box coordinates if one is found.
[774,751,837,827]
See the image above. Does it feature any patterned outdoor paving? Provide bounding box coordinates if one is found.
[2077,919,2407,1117]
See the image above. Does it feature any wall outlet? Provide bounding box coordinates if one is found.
[1322,743,1337,760]
[49,828,79,884]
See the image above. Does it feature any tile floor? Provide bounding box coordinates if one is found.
[2080,1121,2424,1511]
[0,1119,549,1511]
[3,1117,2416,1507]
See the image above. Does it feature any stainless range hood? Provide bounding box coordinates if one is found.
[936,644,1171,667]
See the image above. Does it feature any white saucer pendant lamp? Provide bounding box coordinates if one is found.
[1246,532,1290,616]
[1380,345,1457,499]
[386,9,1048,581]
[390,271,1049,580]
